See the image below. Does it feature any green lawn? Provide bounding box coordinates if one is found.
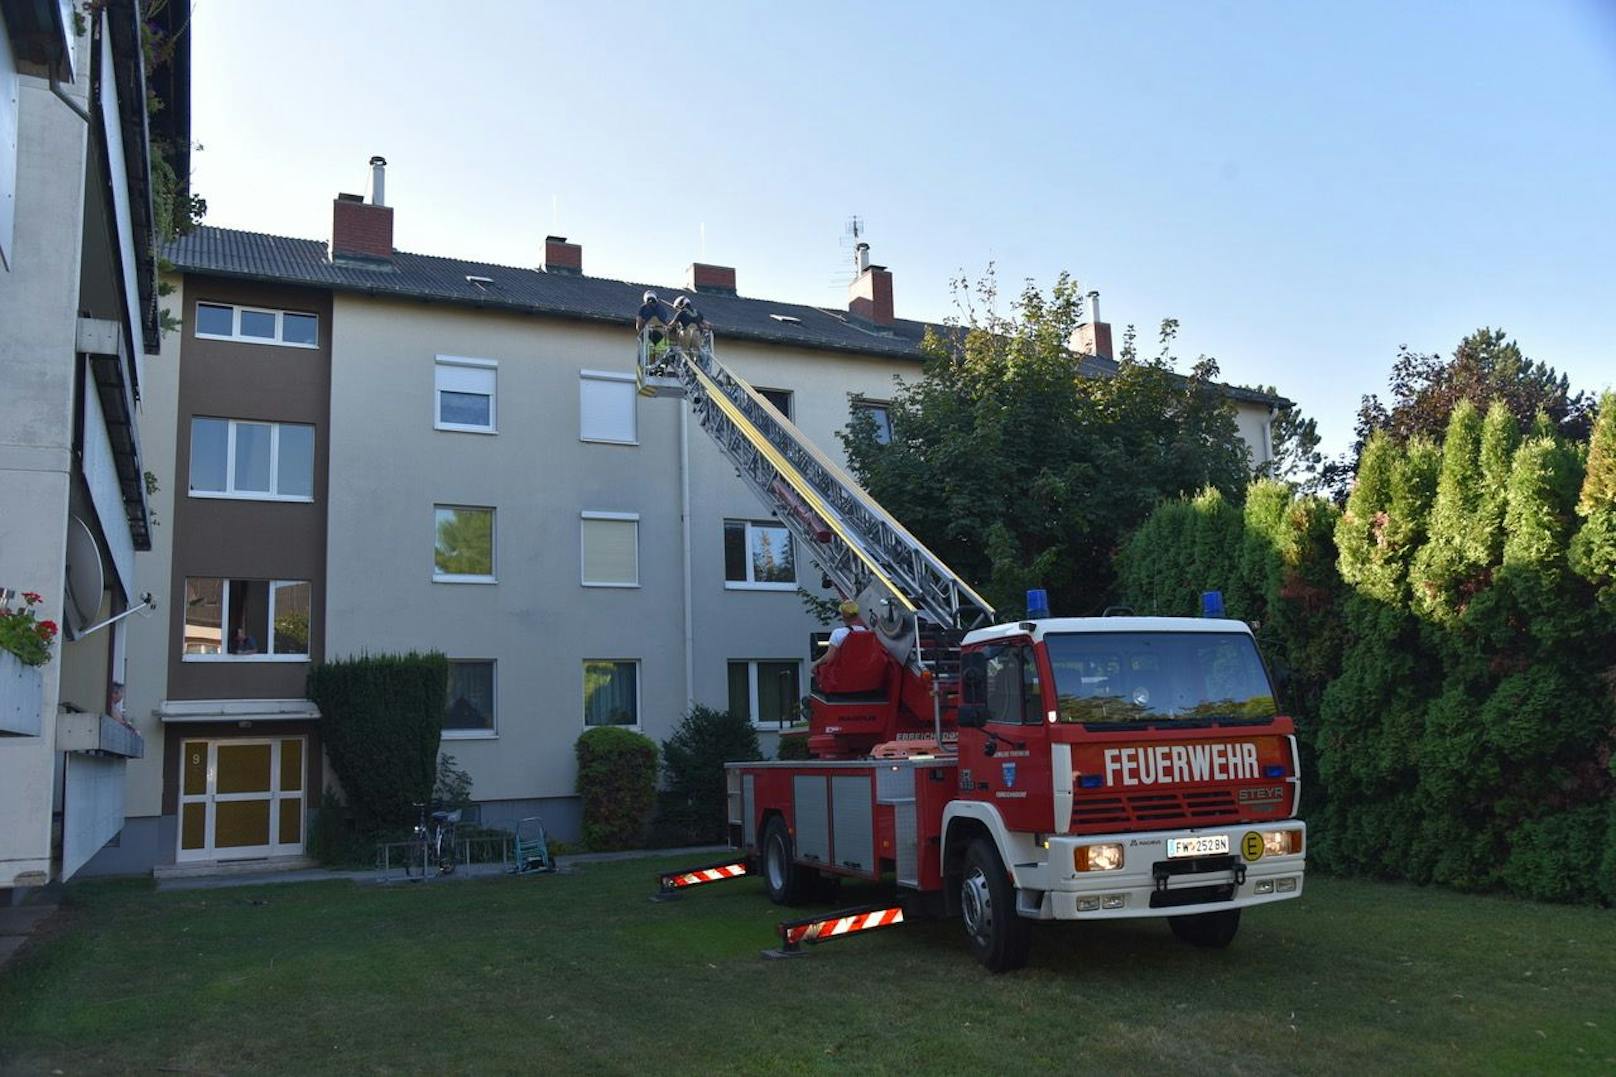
[2,861,1613,1075]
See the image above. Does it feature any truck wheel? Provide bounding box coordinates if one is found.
[1168,908,1241,948]
[959,837,1031,972]
[761,816,810,906]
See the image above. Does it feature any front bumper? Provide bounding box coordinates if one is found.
[1016,822,1306,921]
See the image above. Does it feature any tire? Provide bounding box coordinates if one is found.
[1169,908,1241,948]
[760,816,810,906]
[959,837,1031,972]
[437,828,457,876]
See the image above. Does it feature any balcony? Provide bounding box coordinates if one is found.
[56,710,145,759]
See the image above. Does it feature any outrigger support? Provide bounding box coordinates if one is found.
[761,903,906,959]
[651,857,750,902]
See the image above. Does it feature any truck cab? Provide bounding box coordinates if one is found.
[944,616,1305,969]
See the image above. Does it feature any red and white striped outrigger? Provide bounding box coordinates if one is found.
[765,904,906,958]
[652,857,750,900]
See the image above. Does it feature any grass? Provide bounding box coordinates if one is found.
[2,862,1613,1075]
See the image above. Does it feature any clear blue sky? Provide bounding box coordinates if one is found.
[189,1,1616,456]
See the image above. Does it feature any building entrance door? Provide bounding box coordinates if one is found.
[177,737,305,862]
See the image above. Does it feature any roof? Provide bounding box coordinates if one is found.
[166,226,1289,407]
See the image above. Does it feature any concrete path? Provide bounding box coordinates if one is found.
[0,903,59,970]
[155,844,730,893]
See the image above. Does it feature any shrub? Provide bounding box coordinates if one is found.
[307,652,448,837]
[434,752,474,808]
[775,731,811,760]
[659,705,761,844]
[306,787,372,868]
[575,727,659,850]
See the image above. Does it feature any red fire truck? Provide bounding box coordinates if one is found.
[637,313,1305,972]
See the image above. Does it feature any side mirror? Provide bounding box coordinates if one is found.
[958,652,988,728]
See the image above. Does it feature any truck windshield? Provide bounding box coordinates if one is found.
[1043,631,1276,724]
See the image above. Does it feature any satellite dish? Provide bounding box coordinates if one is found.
[64,515,105,639]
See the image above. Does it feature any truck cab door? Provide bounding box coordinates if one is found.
[958,640,1052,832]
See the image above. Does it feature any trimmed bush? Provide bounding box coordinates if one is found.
[575,727,659,851]
[307,652,448,837]
[659,705,761,844]
[775,731,811,760]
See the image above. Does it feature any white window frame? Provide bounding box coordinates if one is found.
[582,659,642,730]
[188,417,316,502]
[728,659,804,730]
[433,504,497,584]
[174,736,307,862]
[194,301,320,349]
[180,578,312,663]
[724,518,797,591]
[443,658,498,740]
[580,511,641,588]
[434,355,498,434]
[578,369,639,446]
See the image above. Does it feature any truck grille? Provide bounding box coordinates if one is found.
[1070,787,1241,833]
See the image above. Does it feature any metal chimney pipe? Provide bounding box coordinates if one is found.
[369,155,387,207]
[855,241,871,273]
[1087,289,1101,326]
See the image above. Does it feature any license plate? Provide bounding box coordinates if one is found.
[1168,835,1230,858]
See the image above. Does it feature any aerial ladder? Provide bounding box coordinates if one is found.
[636,316,995,756]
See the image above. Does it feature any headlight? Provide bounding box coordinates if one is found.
[1261,830,1303,857]
[1075,843,1124,872]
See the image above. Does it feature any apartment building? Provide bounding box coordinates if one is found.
[93,165,1288,871]
[0,0,185,894]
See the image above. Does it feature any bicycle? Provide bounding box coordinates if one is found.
[404,801,461,878]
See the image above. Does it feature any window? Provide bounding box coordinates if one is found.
[982,643,1041,724]
[728,660,802,728]
[724,519,795,589]
[189,418,315,501]
[757,387,793,420]
[581,512,639,587]
[445,660,496,735]
[435,356,497,433]
[583,660,639,727]
[1044,631,1277,725]
[434,505,495,582]
[182,578,311,661]
[853,400,893,445]
[579,370,637,444]
[194,302,320,348]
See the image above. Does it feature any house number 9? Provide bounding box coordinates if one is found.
[191,752,201,765]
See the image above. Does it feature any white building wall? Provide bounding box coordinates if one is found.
[0,62,90,889]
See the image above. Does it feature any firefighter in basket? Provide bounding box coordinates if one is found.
[636,290,676,371]
[669,295,712,353]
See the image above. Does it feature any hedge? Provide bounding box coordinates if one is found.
[575,726,659,850]
[307,652,448,837]
[1118,394,1616,903]
[659,705,761,845]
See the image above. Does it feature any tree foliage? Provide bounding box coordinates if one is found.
[575,727,659,851]
[842,272,1250,616]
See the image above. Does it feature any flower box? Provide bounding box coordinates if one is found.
[1,648,44,737]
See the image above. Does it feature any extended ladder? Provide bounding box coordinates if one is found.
[637,330,995,677]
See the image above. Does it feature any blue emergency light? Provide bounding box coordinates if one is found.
[1201,591,1225,618]
[1026,589,1050,619]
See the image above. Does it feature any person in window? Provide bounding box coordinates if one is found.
[229,627,260,655]
[812,599,868,675]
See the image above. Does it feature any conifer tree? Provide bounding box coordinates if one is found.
[1410,401,1485,623]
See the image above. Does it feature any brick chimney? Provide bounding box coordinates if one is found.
[686,262,736,295]
[848,258,894,327]
[543,235,582,274]
[330,155,393,261]
[1071,290,1114,359]
[331,193,393,261]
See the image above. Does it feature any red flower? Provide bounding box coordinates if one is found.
[36,620,58,641]
[22,592,42,604]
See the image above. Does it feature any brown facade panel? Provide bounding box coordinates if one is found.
[169,276,332,701]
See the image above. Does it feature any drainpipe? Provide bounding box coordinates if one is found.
[680,404,695,707]
[50,75,92,124]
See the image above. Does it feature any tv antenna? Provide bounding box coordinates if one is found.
[828,214,867,291]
